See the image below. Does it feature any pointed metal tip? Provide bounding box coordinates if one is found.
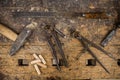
[9,49,15,56]
[100,43,105,47]
[107,71,110,74]
[104,68,110,74]
[9,52,14,56]
[57,66,61,71]
[9,46,17,56]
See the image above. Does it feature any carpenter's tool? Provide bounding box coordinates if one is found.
[42,24,68,71]
[44,29,61,71]
[101,0,120,47]
[70,28,117,73]
[0,24,17,41]
[101,24,120,47]
[54,28,66,38]
[12,12,55,17]
[51,27,68,67]
[13,11,110,19]
[9,22,37,56]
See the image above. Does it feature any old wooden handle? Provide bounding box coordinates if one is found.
[0,24,17,41]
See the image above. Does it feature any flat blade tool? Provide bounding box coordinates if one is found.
[101,0,120,47]
[9,22,37,56]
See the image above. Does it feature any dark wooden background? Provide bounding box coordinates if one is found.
[0,0,120,80]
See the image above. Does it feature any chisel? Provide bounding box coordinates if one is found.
[10,22,37,56]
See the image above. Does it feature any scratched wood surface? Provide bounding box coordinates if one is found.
[0,0,120,80]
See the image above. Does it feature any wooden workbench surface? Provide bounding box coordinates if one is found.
[0,0,120,80]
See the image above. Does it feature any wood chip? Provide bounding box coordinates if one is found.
[39,55,46,64]
[36,62,47,68]
[34,64,41,75]
[31,60,41,64]
[33,53,41,62]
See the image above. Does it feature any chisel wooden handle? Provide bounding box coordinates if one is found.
[0,24,17,41]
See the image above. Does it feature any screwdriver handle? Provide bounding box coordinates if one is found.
[101,29,117,47]
[0,24,17,41]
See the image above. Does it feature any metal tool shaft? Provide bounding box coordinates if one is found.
[78,37,110,74]
[51,30,68,67]
[54,28,66,38]
[101,27,118,47]
[45,31,61,71]
[10,27,32,56]
[80,36,117,61]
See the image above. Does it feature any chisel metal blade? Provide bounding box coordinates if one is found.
[101,28,117,47]
[54,28,66,38]
[101,0,120,47]
[10,27,32,56]
[9,22,37,56]
[101,22,120,47]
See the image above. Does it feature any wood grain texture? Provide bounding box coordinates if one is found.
[0,0,120,80]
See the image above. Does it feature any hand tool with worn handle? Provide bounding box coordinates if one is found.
[44,29,61,71]
[42,24,68,71]
[51,28,68,67]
